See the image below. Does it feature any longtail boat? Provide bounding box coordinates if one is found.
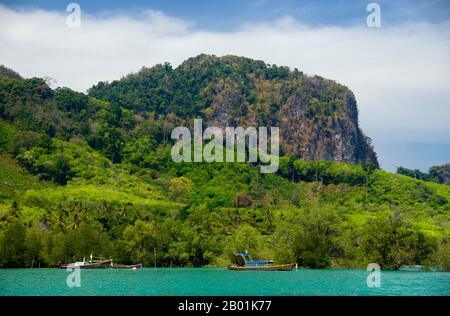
[60,259,112,269]
[60,254,142,269]
[227,251,296,271]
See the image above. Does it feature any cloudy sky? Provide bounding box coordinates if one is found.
[0,0,449,171]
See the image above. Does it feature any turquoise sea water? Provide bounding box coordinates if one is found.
[0,268,449,296]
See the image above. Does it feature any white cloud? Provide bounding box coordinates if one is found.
[0,5,449,170]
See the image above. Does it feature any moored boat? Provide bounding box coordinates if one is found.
[227,251,295,271]
[111,263,143,269]
[60,254,142,269]
[60,259,113,269]
[228,263,296,271]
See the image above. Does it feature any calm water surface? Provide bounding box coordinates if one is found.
[0,268,449,296]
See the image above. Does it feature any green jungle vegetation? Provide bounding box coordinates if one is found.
[397,165,450,185]
[0,58,449,271]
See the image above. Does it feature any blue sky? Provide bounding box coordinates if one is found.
[0,1,449,172]
[4,0,450,29]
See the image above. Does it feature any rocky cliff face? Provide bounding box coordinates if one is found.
[431,164,450,185]
[440,164,450,184]
[89,54,378,166]
[275,85,377,165]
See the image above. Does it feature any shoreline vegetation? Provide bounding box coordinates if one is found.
[0,57,449,272]
[1,146,449,271]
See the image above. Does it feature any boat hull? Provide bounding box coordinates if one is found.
[228,263,296,271]
[111,263,143,269]
[60,260,113,269]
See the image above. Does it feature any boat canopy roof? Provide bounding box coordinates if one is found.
[245,260,275,265]
[233,252,274,265]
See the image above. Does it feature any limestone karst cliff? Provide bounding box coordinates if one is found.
[89,54,378,166]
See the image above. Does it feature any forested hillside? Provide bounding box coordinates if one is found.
[0,57,449,270]
[89,55,378,165]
